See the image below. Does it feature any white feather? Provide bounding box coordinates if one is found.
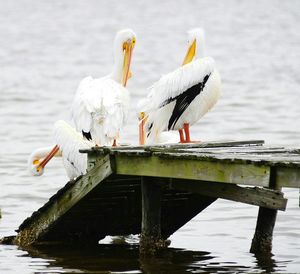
[72,77,130,146]
[28,120,93,180]
[53,120,93,179]
[71,29,135,146]
[156,131,179,144]
[141,57,221,144]
[142,57,215,113]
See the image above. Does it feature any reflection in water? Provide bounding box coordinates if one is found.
[140,249,213,274]
[254,252,279,274]
[24,244,140,273]
[19,242,278,274]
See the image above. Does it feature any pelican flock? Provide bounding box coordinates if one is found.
[28,29,136,178]
[28,28,221,180]
[139,28,221,144]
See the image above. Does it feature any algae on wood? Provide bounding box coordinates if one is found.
[14,155,113,247]
[114,155,270,187]
[170,179,287,211]
[277,167,300,188]
[250,168,280,254]
[140,177,169,256]
[3,140,300,257]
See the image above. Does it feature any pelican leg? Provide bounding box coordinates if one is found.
[179,129,185,143]
[183,123,191,142]
[139,119,145,145]
[183,123,200,143]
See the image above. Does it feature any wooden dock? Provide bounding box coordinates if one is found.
[1,140,300,256]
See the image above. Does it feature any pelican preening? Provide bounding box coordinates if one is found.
[28,120,92,179]
[72,29,136,146]
[29,28,221,179]
[139,28,221,145]
[30,29,136,176]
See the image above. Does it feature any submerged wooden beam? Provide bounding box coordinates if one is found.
[14,155,113,247]
[114,155,270,187]
[140,177,169,256]
[250,168,279,254]
[169,180,287,211]
[250,207,277,254]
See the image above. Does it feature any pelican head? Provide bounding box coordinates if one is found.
[113,28,136,87]
[28,153,45,176]
[182,28,205,65]
[28,146,61,176]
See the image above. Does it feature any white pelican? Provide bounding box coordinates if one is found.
[139,28,221,145]
[28,120,93,180]
[72,28,136,146]
[33,29,136,175]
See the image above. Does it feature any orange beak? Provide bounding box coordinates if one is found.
[182,39,196,65]
[122,38,135,87]
[36,145,60,172]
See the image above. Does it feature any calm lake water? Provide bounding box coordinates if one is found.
[0,0,300,273]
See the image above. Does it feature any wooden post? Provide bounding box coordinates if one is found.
[250,207,277,254]
[140,177,169,256]
[250,167,279,254]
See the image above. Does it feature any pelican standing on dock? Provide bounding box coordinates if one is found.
[139,28,221,144]
[34,29,136,175]
[28,120,93,180]
[72,28,136,146]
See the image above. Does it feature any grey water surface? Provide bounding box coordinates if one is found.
[0,0,300,273]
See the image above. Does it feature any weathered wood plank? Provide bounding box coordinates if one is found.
[153,151,300,167]
[164,148,292,157]
[80,140,265,154]
[84,141,300,170]
[114,155,270,187]
[277,167,300,188]
[144,140,265,151]
[169,180,287,211]
[14,155,113,247]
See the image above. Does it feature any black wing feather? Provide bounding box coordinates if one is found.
[82,130,92,141]
[167,74,210,130]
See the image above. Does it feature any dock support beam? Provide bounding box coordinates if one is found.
[140,177,169,256]
[250,168,279,254]
[250,207,277,254]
